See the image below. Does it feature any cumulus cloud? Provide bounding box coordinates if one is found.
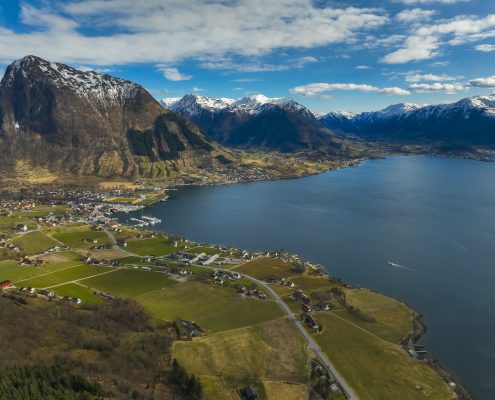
[383,14,495,64]
[408,82,464,92]
[405,73,458,82]
[159,67,192,81]
[475,44,495,52]
[290,82,410,97]
[0,0,387,66]
[397,0,469,4]
[468,75,495,88]
[396,8,436,24]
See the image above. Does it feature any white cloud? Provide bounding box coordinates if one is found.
[383,14,495,64]
[397,0,469,4]
[356,65,372,70]
[192,87,205,92]
[475,44,495,52]
[159,67,192,81]
[408,82,464,92]
[396,8,436,24]
[0,1,388,66]
[468,75,495,88]
[290,82,410,97]
[76,65,113,73]
[405,73,458,82]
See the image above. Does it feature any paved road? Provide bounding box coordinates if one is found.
[244,274,359,400]
[105,231,359,399]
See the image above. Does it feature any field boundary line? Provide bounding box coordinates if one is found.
[44,267,120,289]
[16,263,85,284]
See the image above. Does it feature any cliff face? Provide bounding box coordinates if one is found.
[0,56,231,179]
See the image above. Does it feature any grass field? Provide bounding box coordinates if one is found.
[13,231,60,255]
[0,216,37,236]
[0,260,83,283]
[188,246,222,256]
[339,289,413,343]
[11,205,71,218]
[52,227,111,249]
[18,264,112,289]
[52,283,103,304]
[137,282,282,333]
[125,237,177,256]
[314,313,455,400]
[174,318,308,384]
[233,257,300,280]
[83,268,177,297]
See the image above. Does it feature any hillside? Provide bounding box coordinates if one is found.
[319,96,495,147]
[162,94,347,155]
[0,56,233,180]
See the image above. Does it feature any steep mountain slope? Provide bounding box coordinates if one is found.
[319,97,495,146]
[0,56,231,179]
[162,94,342,154]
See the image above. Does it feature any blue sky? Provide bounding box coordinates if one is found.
[0,0,494,113]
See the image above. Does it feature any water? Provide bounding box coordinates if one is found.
[119,156,495,399]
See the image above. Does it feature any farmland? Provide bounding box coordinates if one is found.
[13,231,59,255]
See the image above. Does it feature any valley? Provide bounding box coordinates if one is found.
[0,190,464,400]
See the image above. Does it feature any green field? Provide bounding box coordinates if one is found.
[13,231,60,255]
[188,246,222,256]
[83,268,177,297]
[11,205,71,218]
[0,260,82,283]
[234,257,300,280]
[18,264,112,289]
[52,283,103,304]
[0,216,37,237]
[174,318,308,384]
[137,282,282,333]
[339,289,413,343]
[52,227,111,249]
[125,237,177,256]
[315,313,455,400]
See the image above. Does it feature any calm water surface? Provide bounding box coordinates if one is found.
[119,156,495,399]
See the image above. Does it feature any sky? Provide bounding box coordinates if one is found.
[0,0,494,113]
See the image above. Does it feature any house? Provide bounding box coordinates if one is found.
[302,303,312,313]
[239,386,258,400]
[285,280,295,288]
[231,272,242,280]
[0,280,12,288]
[16,224,28,232]
[321,303,331,311]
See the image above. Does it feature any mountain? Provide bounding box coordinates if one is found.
[319,96,495,146]
[0,56,231,179]
[161,94,342,154]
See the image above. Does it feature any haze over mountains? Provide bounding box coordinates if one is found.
[0,56,230,179]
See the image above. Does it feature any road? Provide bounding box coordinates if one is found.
[243,273,359,400]
[104,230,359,399]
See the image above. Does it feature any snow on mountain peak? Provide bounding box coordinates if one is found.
[162,93,310,116]
[379,103,426,116]
[3,55,140,105]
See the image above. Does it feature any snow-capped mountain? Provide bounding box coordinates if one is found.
[319,96,495,145]
[161,93,335,153]
[0,56,229,178]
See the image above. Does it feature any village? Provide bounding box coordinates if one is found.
[0,188,460,400]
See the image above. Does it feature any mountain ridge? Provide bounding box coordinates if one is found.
[161,93,343,154]
[0,55,232,180]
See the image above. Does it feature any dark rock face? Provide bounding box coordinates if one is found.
[319,97,495,147]
[163,94,342,154]
[0,56,228,178]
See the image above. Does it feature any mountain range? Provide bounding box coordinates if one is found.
[161,94,343,154]
[318,96,495,146]
[0,56,230,179]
